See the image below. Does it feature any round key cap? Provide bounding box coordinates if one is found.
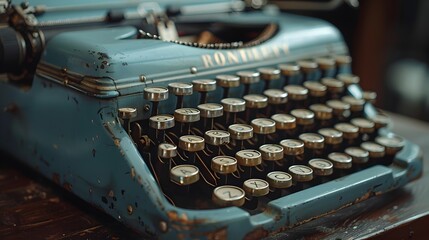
[337,73,360,86]
[328,152,352,169]
[279,63,300,76]
[243,179,270,197]
[322,78,344,94]
[280,139,304,155]
[221,98,246,113]
[291,109,314,126]
[212,185,245,207]
[168,82,193,96]
[158,143,177,158]
[192,79,217,92]
[288,165,313,182]
[363,91,377,104]
[211,156,238,174]
[284,85,308,100]
[118,107,137,120]
[198,103,223,118]
[335,55,352,67]
[170,165,199,185]
[297,60,318,73]
[149,114,175,130]
[309,104,333,120]
[271,114,296,130]
[205,130,230,146]
[342,96,365,112]
[351,118,375,134]
[174,108,200,123]
[179,135,205,152]
[375,135,405,155]
[326,100,350,116]
[299,133,324,149]
[236,149,262,166]
[216,75,240,88]
[258,67,280,80]
[228,124,253,140]
[334,123,359,139]
[243,94,268,108]
[237,71,260,84]
[345,147,369,164]
[304,81,327,97]
[361,142,385,158]
[308,158,333,176]
[259,144,284,161]
[370,113,391,129]
[144,86,169,101]
[318,128,343,145]
[263,89,288,104]
[315,57,335,70]
[251,118,276,134]
[266,171,292,189]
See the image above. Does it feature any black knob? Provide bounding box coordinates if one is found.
[0,27,26,73]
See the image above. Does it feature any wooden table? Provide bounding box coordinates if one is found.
[1,113,429,240]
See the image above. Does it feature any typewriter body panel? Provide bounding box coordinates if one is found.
[0,1,422,239]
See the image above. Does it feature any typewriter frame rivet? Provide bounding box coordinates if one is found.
[139,75,147,82]
[127,205,133,215]
[190,66,198,74]
[159,221,168,232]
[144,104,150,112]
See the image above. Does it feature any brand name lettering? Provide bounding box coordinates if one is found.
[201,44,289,68]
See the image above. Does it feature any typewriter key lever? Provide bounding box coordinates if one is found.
[144,87,169,116]
[118,107,137,136]
[168,82,193,109]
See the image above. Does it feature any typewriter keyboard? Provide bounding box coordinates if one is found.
[119,57,404,213]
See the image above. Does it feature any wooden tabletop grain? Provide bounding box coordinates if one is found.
[1,112,428,240]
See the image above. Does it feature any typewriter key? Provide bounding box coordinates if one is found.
[375,135,405,165]
[266,171,292,189]
[243,179,270,197]
[168,82,193,108]
[174,108,200,134]
[318,128,343,153]
[321,78,345,99]
[308,158,333,183]
[362,91,377,104]
[315,57,336,77]
[243,94,268,119]
[360,142,385,166]
[351,118,375,141]
[170,165,200,186]
[118,107,137,136]
[192,79,216,104]
[211,156,237,185]
[299,133,325,159]
[284,85,308,109]
[335,55,352,68]
[280,139,305,166]
[279,63,300,86]
[309,104,333,128]
[198,103,223,130]
[370,112,391,130]
[298,60,318,82]
[304,81,327,104]
[144,86,169,115]
[158,143,177,159]
[179,135,205,163]
[271,114,296,130]
[345,147,369,170]
[258,67,280,89]
[237,71,260,95]
[221,98,246,124]
[342,96,365,117]
[149,114,175,142]
[334,123,359,146]
[259,144,284,161]
[216,75,240,98]
[264,89,288,104]
[229,124,253,140]
[212,185,245,207]
[326,99,351,121]
[291,109,314,133]
[337,73,360,86]
[205,130,230,155]
[251,118,276,145]
[328,152,352,177]
[236,149,262,167]
[288,165,313,190]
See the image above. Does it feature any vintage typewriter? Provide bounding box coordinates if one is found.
[0,0,423,239]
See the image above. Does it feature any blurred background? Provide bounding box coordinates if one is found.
[282,0,429,122]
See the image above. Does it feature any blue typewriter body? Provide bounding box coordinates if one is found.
[0,0,422,239]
